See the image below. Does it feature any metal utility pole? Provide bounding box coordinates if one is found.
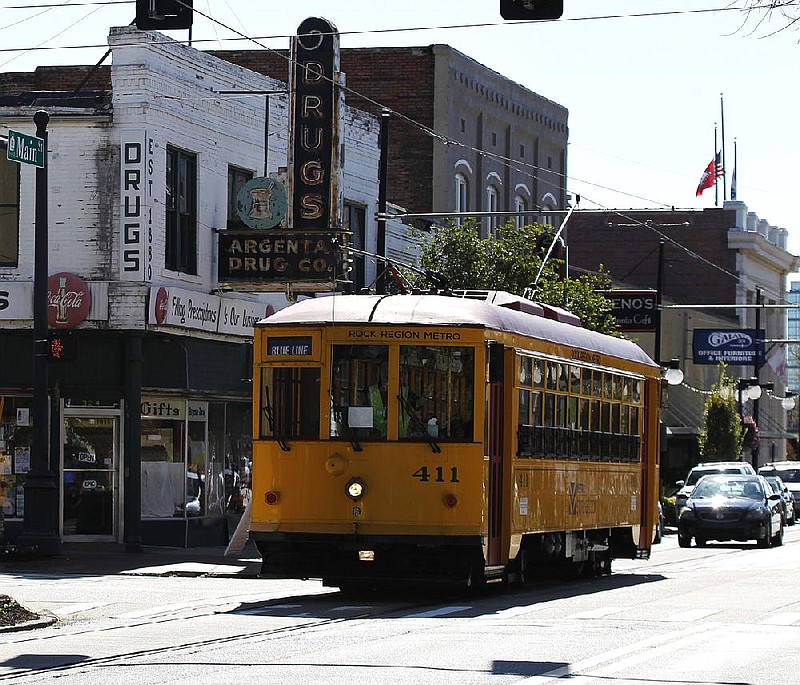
[18,110,61,555]
[376,109,390,294]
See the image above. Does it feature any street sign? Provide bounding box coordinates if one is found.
[6,129,45,168]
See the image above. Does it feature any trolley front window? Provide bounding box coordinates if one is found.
[259,367,320,441]
[330,345,389,440]
[399,346,475,441]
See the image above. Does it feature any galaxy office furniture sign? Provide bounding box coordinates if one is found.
[693,329,764,366]
[218,16,342,290]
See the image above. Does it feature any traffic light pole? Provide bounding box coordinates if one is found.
[18,110,61,556]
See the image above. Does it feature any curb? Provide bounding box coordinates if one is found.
[0,611,58,634]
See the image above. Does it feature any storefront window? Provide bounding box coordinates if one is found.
[0,396,32,520]
[208,401,251,516]
[140,398,188,518]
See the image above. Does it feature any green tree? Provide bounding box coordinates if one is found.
[698,365,743,461]
[408,219,618,334]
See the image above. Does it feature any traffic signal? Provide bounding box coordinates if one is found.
[135,0,194,30]
[48,332,77,362]
[500,0,563,20]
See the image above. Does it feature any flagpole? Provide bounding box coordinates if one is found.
[720,93,727,201]
[732,138,737,201]
[714,125,719,207]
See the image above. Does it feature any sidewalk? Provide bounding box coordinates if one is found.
[0,541,262,578]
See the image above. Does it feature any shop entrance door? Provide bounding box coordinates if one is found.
[62,413,119,540]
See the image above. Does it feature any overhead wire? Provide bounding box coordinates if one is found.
[1,0,789,297]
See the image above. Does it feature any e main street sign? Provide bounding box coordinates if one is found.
[6,129,45,168]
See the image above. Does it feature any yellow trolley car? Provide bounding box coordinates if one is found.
[250,291,662,587]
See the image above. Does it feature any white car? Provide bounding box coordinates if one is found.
[759,462,800,518]
[674,461,757,512]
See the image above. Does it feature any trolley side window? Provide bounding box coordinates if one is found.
[516,353,644,462]
[330,345,389,440]
[259,367,320,440]
[399,345,475,441]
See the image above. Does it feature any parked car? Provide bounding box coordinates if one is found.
[758,462,800,518]
[762,475,795,526]
[677,474,783,548]
[674,461,757,513]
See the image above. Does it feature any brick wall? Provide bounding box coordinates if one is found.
[210,47,436,214]
[568,208,739,309]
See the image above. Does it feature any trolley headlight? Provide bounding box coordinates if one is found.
[264,490,280,505]
[345,477,365,501]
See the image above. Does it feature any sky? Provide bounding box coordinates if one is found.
[1,0,798,265]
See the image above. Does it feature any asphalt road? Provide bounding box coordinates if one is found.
[2,527,799,684]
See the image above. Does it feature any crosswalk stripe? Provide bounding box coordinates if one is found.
[52,602,111,616]
[403,606,471,618]
[660,608,720,622]
[567,607,625,619]
[759,612,800,625]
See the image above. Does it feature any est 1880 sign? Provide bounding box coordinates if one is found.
[6,129,45,168]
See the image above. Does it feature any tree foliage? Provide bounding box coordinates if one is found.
[698,365,743,461]
[407,219,618,335]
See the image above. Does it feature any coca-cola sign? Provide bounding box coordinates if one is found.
[47,272,91,329]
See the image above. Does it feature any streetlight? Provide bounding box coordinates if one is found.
[781,391,796,412]
[662,358,684,386]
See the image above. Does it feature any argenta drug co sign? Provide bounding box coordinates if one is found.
[218,16,343,289]
[693,329,764,366]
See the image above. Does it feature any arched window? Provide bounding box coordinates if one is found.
[455,173,468,226]
[486,185,499,235]
[514,195,528,229]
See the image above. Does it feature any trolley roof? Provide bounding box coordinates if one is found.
[258,293,659,370]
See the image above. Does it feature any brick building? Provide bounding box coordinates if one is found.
[568,203,800,483]
[0,26,389,547]
[212,45,570,232]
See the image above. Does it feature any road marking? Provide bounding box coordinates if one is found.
[759,612,800,625]
[114,600,200,619]
[660,608,720,622]
[489,604,544,619]
[51,602,111,616]
[567,606,625,619]
[403,606,471,618]
[518,622,725,683]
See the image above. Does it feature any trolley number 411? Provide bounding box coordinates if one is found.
[412,466,459,483]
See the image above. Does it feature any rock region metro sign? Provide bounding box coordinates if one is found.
[6,129,45,168]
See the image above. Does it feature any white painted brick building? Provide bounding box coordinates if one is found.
[0,26,398,547]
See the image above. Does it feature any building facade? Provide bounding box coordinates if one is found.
[568,202,800,484]
[211,45,570,234]
[0,26,390,547]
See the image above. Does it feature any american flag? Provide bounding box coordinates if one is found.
[714,150,724,178]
